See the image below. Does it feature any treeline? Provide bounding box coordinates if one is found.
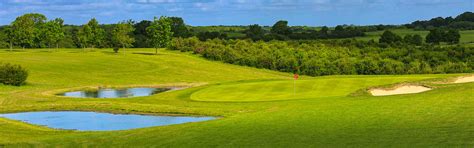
[177,21,369,41]
[379,29,460,45]
[407,12,474,30]
[171,38,473,76]
[243,22,366,41]
[0,12,470,49]
[0,13,176,50]
[0,13,371,49]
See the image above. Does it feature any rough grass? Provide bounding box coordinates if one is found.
[0,48,473,147]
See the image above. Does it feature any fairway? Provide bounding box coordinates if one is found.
[0,49,473,147]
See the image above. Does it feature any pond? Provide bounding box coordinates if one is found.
[0,111,215,131]
[59,87,174,98]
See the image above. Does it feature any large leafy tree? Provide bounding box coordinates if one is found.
[10,13,46,49]
[271,20,291,36]
[77,18,105,48]
[3,26,13,50]
[77,25,91,48]
[169,17,190,38]
[146,16,173,54]
[379,30,402,44]
[87,18,105,48]
[245,24,264,41]
[112,20,135,52]
[41,18,64,49]
[426,28,445,44]
[132,20,151,48]
[445,29,461,44]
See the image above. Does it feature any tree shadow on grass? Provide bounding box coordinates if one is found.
[132,52,164,55]
[36,50,54,53]
[2,49,27,52]
[101,51,119,55]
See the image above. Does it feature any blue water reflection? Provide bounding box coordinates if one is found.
[60,87,171,98]
[0,111,215,131]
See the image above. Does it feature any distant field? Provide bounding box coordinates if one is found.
[355,29,474,43]
[0,48,473,147]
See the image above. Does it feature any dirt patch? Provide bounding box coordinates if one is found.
[370,85,432,96]
[454,75,474,83]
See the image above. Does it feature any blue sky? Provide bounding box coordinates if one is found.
[0,0,473,26]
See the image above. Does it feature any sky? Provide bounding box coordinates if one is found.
[0,0,473,26]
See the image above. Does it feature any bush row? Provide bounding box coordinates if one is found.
[171,37,474,76]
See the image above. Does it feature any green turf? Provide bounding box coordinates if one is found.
[0,48,473,147]
[191,76,440,102]
[355,29,474,44]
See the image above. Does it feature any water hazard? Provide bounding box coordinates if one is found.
[0,111,215,131]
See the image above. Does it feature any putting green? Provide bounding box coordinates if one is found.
[191,76,439,102]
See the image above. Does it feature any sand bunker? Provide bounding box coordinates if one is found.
[370,85,432,96]
[454,75,474,83]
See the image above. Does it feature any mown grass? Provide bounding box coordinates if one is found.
[0,48,473,147]
[191,75,443,102]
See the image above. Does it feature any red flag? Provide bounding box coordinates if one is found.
[294,73,299,80]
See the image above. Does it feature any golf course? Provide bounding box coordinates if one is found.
[1,1,474,147]
[0,48,473,147]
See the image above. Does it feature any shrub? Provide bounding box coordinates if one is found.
[0,63,28,86]
[113,47,119,53]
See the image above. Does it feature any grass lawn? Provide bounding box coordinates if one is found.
[0,48,473,147]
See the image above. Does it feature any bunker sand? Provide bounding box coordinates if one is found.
[454,75,474,83]
[370,85,432,96]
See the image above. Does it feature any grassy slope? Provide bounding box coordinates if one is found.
[191,76,440,102]
[0,48,473,147]
[354,29,474,44]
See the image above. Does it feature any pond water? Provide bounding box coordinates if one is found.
[0,111,215,131]
[60,87,172,98]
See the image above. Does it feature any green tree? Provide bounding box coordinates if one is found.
[245,24,264,41]
[77,18,105,49]
[403,34,423,46]
[0,27,8,49]
[319,26,329,38]
[132,20,151,48]
[112,20,135,53]
[271,20,291,36]
[445,29,460,44]
[455,12,474,22]
[403,34,413,44]
[4,26,14,51]
[41,18,64,49]
[426,28,444,44]
[412,34,423,46]
[147,16,173,54]
[169,17,190,38]
[10,13,46,49]
[87,18,105,48]
[379,30,402,44]
[77,25,91,48]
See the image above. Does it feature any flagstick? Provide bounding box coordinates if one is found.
[293,78,295,96]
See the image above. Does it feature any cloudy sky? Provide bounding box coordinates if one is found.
[0,0,472,26]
